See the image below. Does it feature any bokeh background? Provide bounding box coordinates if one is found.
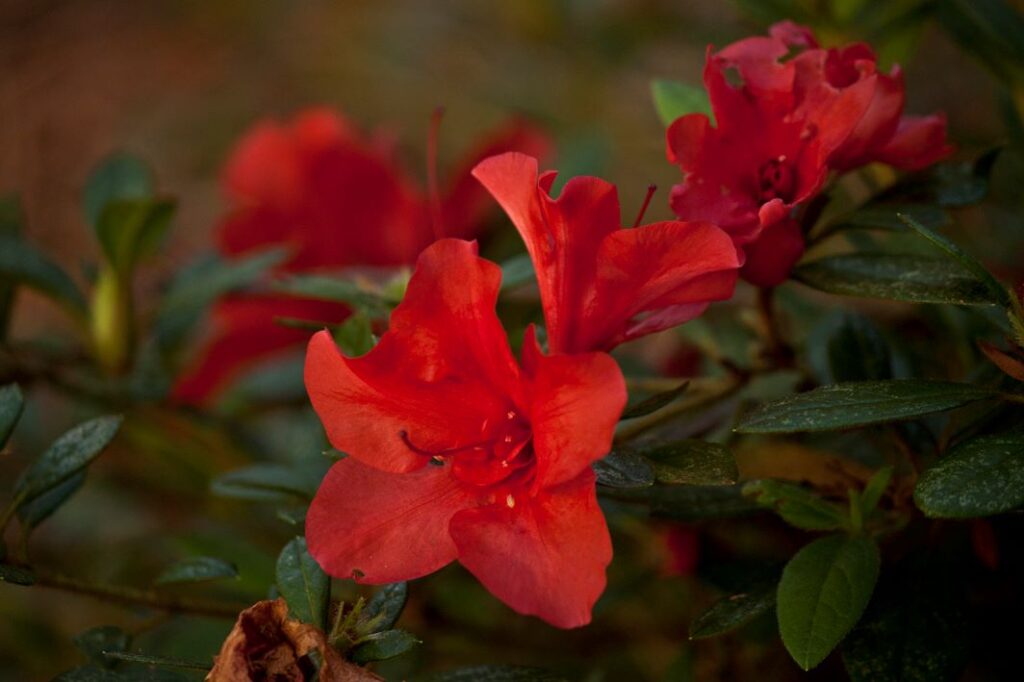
[2,1,1024,680]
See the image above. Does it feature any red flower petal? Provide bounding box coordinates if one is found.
[522,330,626,488]
[307,458,478,584]
[875,114,954,171]
[450,470,611,628]
[740,217,806,288]
[304,240,520,474]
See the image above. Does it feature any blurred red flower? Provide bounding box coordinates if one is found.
[304,239,626,628]
[472,152,741,354]
[666,22,951,287]
[173,108,548,404]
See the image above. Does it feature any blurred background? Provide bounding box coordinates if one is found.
[2,0,1024,680]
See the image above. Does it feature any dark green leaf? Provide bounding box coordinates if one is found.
[53,667,123,682]
[642,439,738,486]
[100,651,209,672]
[778,534,880,671]
[16,415,122,505]
[878,148,1002,208]
[690,579,777,640]
[899,214,1012,308]
[736,380,997,433]
[17,470,86,531]
[276,537,328,628]
[651,79,712,127]
[818,204,949,239]
[593,450,655,488]
[0,195,23,339]
[914,431,1024,517]
[620,381,689,420]
[360,582,408,633]
[0,235,89,318]
[84,154,154,228]
[154,556,238,585]
[0,563,35,585]
[211,461,328,502]
[73,626,131,669]
[426,666,569,682]
[350,629,420,664]
[96,199,175,274]
[612,484,759,521]
[0,383,24,448]
[860,466,894,514]
[271,274,391,316]
[332,313,374,356]
[809,313,892,384]
[743,480,847,530]
[794,254,996,306]
[499,253,535,292]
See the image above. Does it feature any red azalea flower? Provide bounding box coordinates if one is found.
[172,108,549,404]
[472,152,741,354]
[304,239,626,628]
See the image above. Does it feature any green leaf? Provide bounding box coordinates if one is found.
[350,629,420,664]
[620,381,689,420]
[271,274,392,316]
[332,312,374,356]
[736,380,998,433]
[0,563,35,585]
[360,582,408,633]
[0,235,89,318]
[777,534,881,671]
[879,148,1002,208]
[818,204,949,239]
[84,154,154,228]
[651,79,712,127]
[690,578,777,640]
[211,461,328,502]
[898,214,1012,308]
[612,484,759,521]
[73,625,131,669]
[794,254,996,306]
[593,450,655,488]
[499,253,536,292]
[154,556,238,585]
[95,199,175,274]
[809,313,892,384]
[53,667,123,682]
[743,480,847,531]
[276,537,329,628]
[860,466,894,514]
[16,415,122,505]
[426,666,569,682]
[0,383,24,448]
[0,195,23,339]
[913,431,1024,517]
[642,439,738,486]
[17,470,86,531]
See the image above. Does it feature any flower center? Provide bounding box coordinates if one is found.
[756,156,796,203]
[399,409,535,488]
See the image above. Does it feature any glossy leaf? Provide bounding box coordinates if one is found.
[744,480,847,530]
[0,235,89,318]
[690,579,777,640]
[642,440,738,486]
[360,582,409,633]
[736,380,997,433]
[777,534,880,671]
[15,415,122,505]
[651,79,712,127]
[276,537,329,628]
[794,254,996,306]
[593,450,655,488]
[914,431,1024,517]
[0,383,24,448]
[17,470,86,531]
[620,381,689,420]
[350,629,420,664]
[154,556,239,585]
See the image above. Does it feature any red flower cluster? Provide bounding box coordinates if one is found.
[305,239,625,628]
[173,108,548,404]
[666,21,952,286]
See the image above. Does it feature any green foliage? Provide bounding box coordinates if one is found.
[744,480,848,530]
[620,381,689,420]
[95,199,175,275]
[650,80,712,127]
[425,667,569,682]
[83,154,154,228]
[641,440,738,486]
[350,629,420,664]
[154,556,239,585]
[914,431,1024,517]
[499,253,536,292]
[777,534,881,670]
[593,450,655,488]
[360,582,409,633]
[332,313,375,356]
[0,382,24,448]
[689,578,778,640]
[276,537,329,629]
[73,626,131,669]
[0,234,89,319]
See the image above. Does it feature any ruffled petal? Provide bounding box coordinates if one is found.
[740,217,805,288]
[874,114,954,171]
[307,458,478,584]
[450,470,612,628]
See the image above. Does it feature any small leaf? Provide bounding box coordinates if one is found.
[84,153,154,228]
[16,415,122,505]
[777,534,881,671]
[95,199,175,274]
[794,254,996,306]
[276,537,329,628]
[360,582,408,633]
[651,79,712,127]
[736,380,998,433]
[499,253,536,292]
[620,381,689,420]
[642,439,738,486]
[860,466,894,514]
[211,461,328,502]
[0,383,24,448]
[0,235,89,318]
[690,578,778,640]
[350,629,420,664]
[17,470,86,531]
[743,480,847,531]
[154,556,238,585]
[914,431,1024,517]
[593,450,655,488]
[73,625,131,669]
[0,563,35,585]
[332,312,375,356]
[426,666,569,682]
